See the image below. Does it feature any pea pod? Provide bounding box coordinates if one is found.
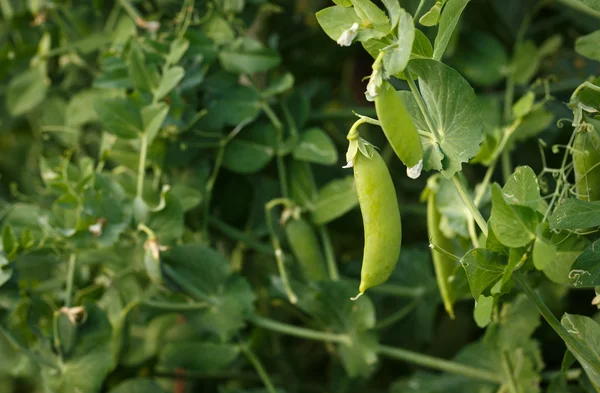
[426,177,457,319]
[352,143,402,297]
[285,217,328,281]
[573,125,600,201]
[375,80,424,179]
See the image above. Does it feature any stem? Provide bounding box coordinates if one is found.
[377,345,503,383]
[405,68,441,142]
[136,135,148,199]
[501,351,520,393]
[64,253,76,308]
[375,300,418,330]
[514,272,600,376]
[203,143,225,241]
[451,175,488,237]
[429,242,462,263]
[413,0,428,20]
[249,315,351,345]
[262,102,289,199]
[141,299,211,311]
[501,150,512,184]
[208,217,273,254]
[319,226,339,281]
[241,345,278,393]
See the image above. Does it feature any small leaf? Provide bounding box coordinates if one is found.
[419,1,443,27]
[1,225,18,257]
[382,0,401,28]
[576,30,600,62]
[6,66,49,116]
[154,66,184,101]
[511,40,539,85]
[262,73,295,98]
[128,40,158,92]
[219,37,281,74]
[222,123,277,174]
[313,177,359,224]
[289,160,318,210]
[93,97,143,139]
[549,199,600,230]
[489,183,538,248]
[474,294,494,328]
[452,32,508,87]
[170,184,202,212]
[316,6,362,44]
[383,9,414,76]
[352,0,390,32]
[141,103,169,144]
[109,378,165,393]
[513,92,535,118]
[561,313,600,386]
[433,0,470,60]
[167,37,190,64]
[569,239,600,287]
[501,166,541,210]
[461,248,505,299]
[0,254,12,288]
[158,342,239,371]
[292,128,338,165]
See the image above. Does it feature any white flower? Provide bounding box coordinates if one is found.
[342,159,354,168]
[406,159,423,179]
[365,67,382,102]
[337,23,359,47]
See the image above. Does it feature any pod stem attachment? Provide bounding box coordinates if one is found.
[344,116,382,168]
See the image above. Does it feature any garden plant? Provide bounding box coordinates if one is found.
[2,0,600,392]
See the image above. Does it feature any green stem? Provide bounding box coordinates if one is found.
[377,345,503,383]
[136,135,148,199]
[501,150,512,184]
[451,175,488,237]
[262,102,289,199]
[555,0,600,18]
[375,300,418,330]
[501,351,520,393]
[141,299,211,311]
[514,272,600,376]
[65,253,76,308]
[208,217,273,254]
[319,226,339,281]
[241,345,278,393]
[203,143,225,241]
[405,68,441,142]
[429,242,462,263]
[413,0,428,20]
[119,0,143,24]
[249,315,351,345]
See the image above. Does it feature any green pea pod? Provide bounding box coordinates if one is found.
[353,146,402,296]
[573,126,600,201]
[375,80,424,179]
[285,217,328,281]
[426,181,457,319]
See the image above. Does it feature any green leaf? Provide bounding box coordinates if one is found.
[93,97,143,139]
[6,66,49,116]
[532,232,555,270]
[316,6,362,44]
[502,166,541,210]
[333,0,353,5]
[489,183,538,248]
[513,92,536,118]
[576,30,600,61]
[167,37,190,64]
[1,225,18,257]
[289,160,318,209]
[383,9,414,76]
[109,378,165,393]
[128,39,158,92]
[542,233,589,284]
[474,294,494,328]
[511,106,554,143]
[170,184,202,212]
[292,128,338,165]
[561,313,600,387]
[203,81,261,129]
[158,342,239,371]
[223,123,277,174]
[435,177,471,238]
[569,239,600,287]
[141,103,169,144]
[453,32,508,86]
[401,59,484,178]
[433,0,470,60]
[460,248,505,299]
[262,73,295,98]
[549,199,600,230]
[155,66,184,101]
[511,40,539,85]
[382,0,401,28]
[352,0,390,32]
[0,254,12,288]
[567,0,600,13]
[42,304,114,393]
[313,177,359,224]
[219,37,281,74]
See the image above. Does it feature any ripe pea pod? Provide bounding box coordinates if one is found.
[374,80,424,179]
[426,176,457,319]
[346,132,402,298]
[573,124,600,201]
[285,217,329,281]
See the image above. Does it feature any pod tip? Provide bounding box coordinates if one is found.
[350,292,364,301]
[407,159,423,179]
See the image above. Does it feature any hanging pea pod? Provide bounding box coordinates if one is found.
[374,80,424,179]
[425,175,458,319]
[573,123,600,201]
[345,130,402,298]
[285,217,329,282]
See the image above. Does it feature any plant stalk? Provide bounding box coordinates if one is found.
[452,175,488,237]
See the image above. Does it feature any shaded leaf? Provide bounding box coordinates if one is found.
[292,128,338,165]
[313,177,359,224]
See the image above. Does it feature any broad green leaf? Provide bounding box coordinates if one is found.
[493,294,540,350]
[402,59,484,178]
[576,30,600,61]
[316,6,362,44]
[289,160,318,209]
[502,166,541,210]
[127,40,158,92]
[202,14,235,45]
[219,37,281,74]
[382,0,401,28]
[93,97,143,139]
[460,248,505,299]
[313,177,359,224]
[474,295,494,328]
[109,378,165,393]
[223,123,277,174]
[42,304,114,393]
[512,106,554,143]
[141,103,169,143]
[6,66,48,116]
[511,40,539,85]
[292,128,338,165]
[561,313,600,386]
[542,233,589,284]
[167,37,190,64]
[569,239,600,287]
[383,9,414,76]
[433,0,470,60]
[490,184,538,248]
[154,66,184,101]
[202,81,261,129]
[352,0,390,32]
[533,232,555,270]
[158,342,239,371]
[549,199,600,230]
[453,32,508,86]
[334,0,353,5]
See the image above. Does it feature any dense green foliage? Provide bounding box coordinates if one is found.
[2,0,600,392]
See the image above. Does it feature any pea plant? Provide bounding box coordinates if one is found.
[1,0,600,392]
